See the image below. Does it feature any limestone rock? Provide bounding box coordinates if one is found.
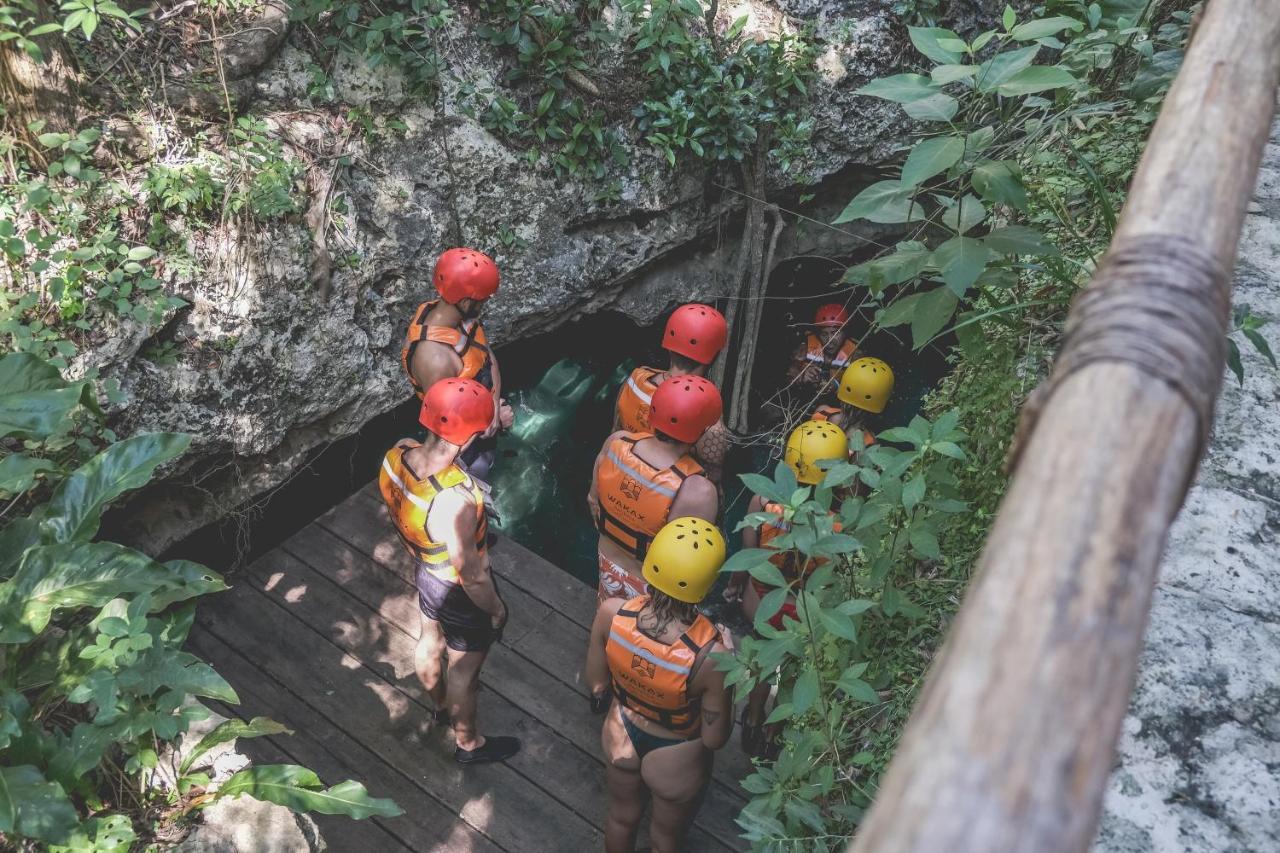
[179,796,325,853]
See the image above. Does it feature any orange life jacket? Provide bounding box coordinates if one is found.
[401,301,495,399]
[378,443,487,582]
[596,434,704,560]
[606,595,720,736]
[756,501,842,588]
[803,334,858,379]
[810,405,875,448]
[615,367,663,433]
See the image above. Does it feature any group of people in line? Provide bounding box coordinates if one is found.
[377,248,895,852]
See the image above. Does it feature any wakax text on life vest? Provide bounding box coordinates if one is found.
[596,434,704,560]
[379,443,487,582]
[401,300,496,399]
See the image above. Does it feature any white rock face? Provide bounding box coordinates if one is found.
[1094,115,1280,853]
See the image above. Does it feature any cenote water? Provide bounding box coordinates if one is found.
[160,256,950,592]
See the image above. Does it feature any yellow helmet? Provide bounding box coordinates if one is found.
[784,420,849,485]
[837,357,894,413]
[642,517,726,603]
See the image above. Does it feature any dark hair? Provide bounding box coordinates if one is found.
[640,587,701,636]
[668,351,703,374]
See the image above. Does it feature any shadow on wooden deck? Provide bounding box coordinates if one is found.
[190,483,753,852]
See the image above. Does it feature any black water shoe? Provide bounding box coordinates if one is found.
[454,736,521,765]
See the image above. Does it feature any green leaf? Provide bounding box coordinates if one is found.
[901,137,965,189]
[48,813,135,852]
[997,65,1078,96]
[909,528,941,559]
[910,287,960,349]
[1002,4,1016,30]
[939,194,987,235]
[791,669,819,714]
[720,547,776,574]
[0,765,78,844]
[931,441,966,460]
[877,426,925,447]
[934,235,992,296]
[843,241,931,291]
[0,353,64,395]
[181,717,292,775]
[854,74,940,104]
[931,64,977,85]
[763,702,793,725]
[42,432,191,544]
[738,473,791,505]
[218,765,402,819]
[125,246,155,262]
[818,608,857,640]
[1227,337,1245,385]
[976,45,1039,93]
[0,454,55,496]
[834,181,921,225]
[748,559,788,589]
[755,587,788,629]
[1240,328,1277,368]
[903,93,959,122]
[983,225,1056,256]
[1009,16,1083,41]
[902,475,925,512]
[837,675,881,704]
[837,598,876,616]
[907,26,963,65]
[972,160,1028,210]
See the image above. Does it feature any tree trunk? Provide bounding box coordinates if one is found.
[0,0,79,164]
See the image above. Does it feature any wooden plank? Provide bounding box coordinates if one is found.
[282,519,755,809]
[196,579,604,853]
[191,635,425,853]
[850,3,1280,851]
[262,535,746,850]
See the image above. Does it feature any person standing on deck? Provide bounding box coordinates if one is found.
[379,378,520,765]
[585,518,735,853]
[810,357,895,455]
[589,377,722,603]
[724,420,851,757]
[787,302,859,395]
[614,303,732,483]
[402,247,513,482]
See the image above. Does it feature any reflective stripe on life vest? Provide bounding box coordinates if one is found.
[804,334,858,377]
[401,300,495,399]
[616,367,662,433]
[596,434,704,560]
[605,595,720,736]
[378,444,487,582]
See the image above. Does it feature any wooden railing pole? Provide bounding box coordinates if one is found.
[848,2,1280,852]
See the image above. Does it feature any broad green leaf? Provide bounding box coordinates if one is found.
[721,547,779,574]
[903,93,959,122]
[818,608,857,641]
[902,475,925,512]
[877,291,926,328]
[0,454,55,496]
[791,669,819,714]
[909,528,941,559]
[931,441,967,460]
[1002,4,1016,30]
[738,473,791,505]
[181,717,292,775]
[48,813,135,852]
[854,74,940,104]
[754,587,788,629]
[843,241,931,291]
[0,542,206,641]
[940,194,987,234]
[834,181,921,225]
[774,459,799,497]
[837,675,881,704]
[811,533,860,556]
[0,519,41,580]
[901,137,966,189]
[0,385,85,440]
[1242,328,1277,368]
[997,65,1078,96]
[971,160,1029,210]
[837,598,876,616]
[910,287,960,349]
[763,702,793,725]
[907,26,963,65]
[0,765,79,844]
[975,45,1039,93]
[983,225,1057,256]
[0,352,65,395]
[217,765,403,819]
[934,236,992,296]
[121,653,238,704]
[748,559,787,589]
[931,64,977,85]
[151,559,227,609]
[42,432,191,544]
[877,426,925,447]
[1009,16,1083,41]
[1227,338,1245,385]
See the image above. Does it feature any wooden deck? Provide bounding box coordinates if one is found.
[189,483,753,852]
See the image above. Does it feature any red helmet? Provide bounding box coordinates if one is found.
[419,378,495,445]
[814,303,850,328]
[434,248,500,305]
[663,303,728,365]
[649,376,722,443]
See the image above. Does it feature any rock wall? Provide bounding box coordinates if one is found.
[1093,112,1280,852]
[99,0,947,552]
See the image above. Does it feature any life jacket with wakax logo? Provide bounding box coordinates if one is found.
[810,405,875,449]
[596,434,704,560]
[615,367,663,433]
[756,501,842,589]
[605,595,720,736]
[378,443,487,582]
[401,300,495,399]
[804,334,857,380]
